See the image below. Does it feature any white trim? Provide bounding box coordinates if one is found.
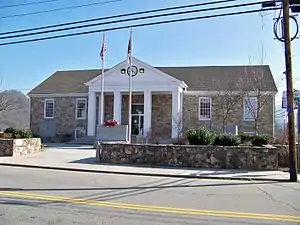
[113,91,122,123]
[89,85,183,93]
[171,88,181,138]
[29,93,88,97]
[75,98,87,120]
[143,90,151,137]
[87,91,97,136]
[184,90,277,96]
[44,98,54,119]
[84,61,124,86]
[133,58,187,87]
[132,102,144,106]
[74,127,86,139]
[85,57,188,89]
[243,96,257,121]
[198,97,212,121]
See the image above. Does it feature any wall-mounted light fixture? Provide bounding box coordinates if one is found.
[121,68,126,74]
[139,68,145,74]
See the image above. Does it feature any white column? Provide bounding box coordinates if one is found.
[98,94,104,125]
[113,91,122,123]
[143,90,152,137]
[172,88,181,138]
[87,90,96,136]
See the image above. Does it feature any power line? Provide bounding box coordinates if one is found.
[0,7,280,46]
[0,0,121,19]
[0,0,59,9]
[0,0,235,36]
[0,1,268,40]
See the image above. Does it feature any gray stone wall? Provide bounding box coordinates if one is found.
[98,143,278,170]
[183,94,275,136]
[104,95,114,121]
[151,94,172,139]
[30,97,88,140]
[0,138,42,157]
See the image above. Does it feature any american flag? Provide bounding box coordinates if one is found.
[100,32,106,61]
[127,29,132,65]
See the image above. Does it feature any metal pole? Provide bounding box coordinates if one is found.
[128,29,133,143]
[298,102,300,173]
[282,0,298,182]
[100,32,105,126]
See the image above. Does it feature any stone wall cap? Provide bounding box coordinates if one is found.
[100,142,279,149]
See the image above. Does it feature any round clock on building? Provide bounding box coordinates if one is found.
[127,65,138,77]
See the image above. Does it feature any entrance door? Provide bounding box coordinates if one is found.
[132,114,144,136]
[131,103,144,136]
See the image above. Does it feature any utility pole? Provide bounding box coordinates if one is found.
[282,0,298,182]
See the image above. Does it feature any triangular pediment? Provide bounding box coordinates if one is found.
[85,57,186,88]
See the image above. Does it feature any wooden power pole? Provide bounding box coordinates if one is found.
[282,0,298,182]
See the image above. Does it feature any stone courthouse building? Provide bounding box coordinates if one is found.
[28,57,278,142]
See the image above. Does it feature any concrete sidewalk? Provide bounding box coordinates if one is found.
[0,145,297,182]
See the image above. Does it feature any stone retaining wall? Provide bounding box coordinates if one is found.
[97,143,278,170]
[0,138,42,157]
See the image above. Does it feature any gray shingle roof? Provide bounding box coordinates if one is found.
[28,65,277,95]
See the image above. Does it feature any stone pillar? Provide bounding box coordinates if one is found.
[113,91,122,124]
[143,90,152,137]
[87,90,96,136]
[171,88,181,138]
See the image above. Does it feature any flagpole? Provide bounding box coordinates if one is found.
[128,28,133,143]
[100,31,105,126]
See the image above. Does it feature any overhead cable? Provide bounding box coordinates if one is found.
[0,0,236,36]
[0,1,273,40]
[0,0,121,19]
[0,0,59,9]
[0,7,280,46]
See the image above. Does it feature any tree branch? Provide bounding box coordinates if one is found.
[0,93,14,112]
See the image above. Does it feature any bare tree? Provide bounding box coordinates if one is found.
[0,77,14,112]
[0,94,14,112]
[239,47,276,134]
[214,76,245,133]
[172,112,183,142]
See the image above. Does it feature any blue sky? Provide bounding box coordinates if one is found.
[0,0,299,109]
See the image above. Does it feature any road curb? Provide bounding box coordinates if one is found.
[0,162,292,182]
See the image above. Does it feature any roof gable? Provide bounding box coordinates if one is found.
[85,57,186,88]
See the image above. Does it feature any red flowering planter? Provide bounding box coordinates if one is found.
[96,120,128,143]
[103,119,119,127]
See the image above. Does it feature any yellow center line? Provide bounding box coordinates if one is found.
[0,191,299,223]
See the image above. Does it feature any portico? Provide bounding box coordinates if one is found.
[85,58,187,139]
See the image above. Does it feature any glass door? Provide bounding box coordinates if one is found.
[131,103,144,136]
[131,114,144,136]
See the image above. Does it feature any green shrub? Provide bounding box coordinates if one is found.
[251,134,269,146]
[238,133,254,143]
[186,127,213,145]
[17,129,33,138]
[4,127,17,134]
[213,133,241,146]
[4,127,33,139]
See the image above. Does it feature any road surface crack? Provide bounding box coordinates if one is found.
[254,183,300,212]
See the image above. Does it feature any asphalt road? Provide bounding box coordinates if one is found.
[0,167,299,225]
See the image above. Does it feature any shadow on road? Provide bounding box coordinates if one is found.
[69,157,276,177]
[0,181,279,192]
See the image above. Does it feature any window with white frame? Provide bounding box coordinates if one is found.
[44,99,54,119]
[76,98,87,119]
[74,127,86,139]
[244,97,258,120]
[198,97,211,120]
